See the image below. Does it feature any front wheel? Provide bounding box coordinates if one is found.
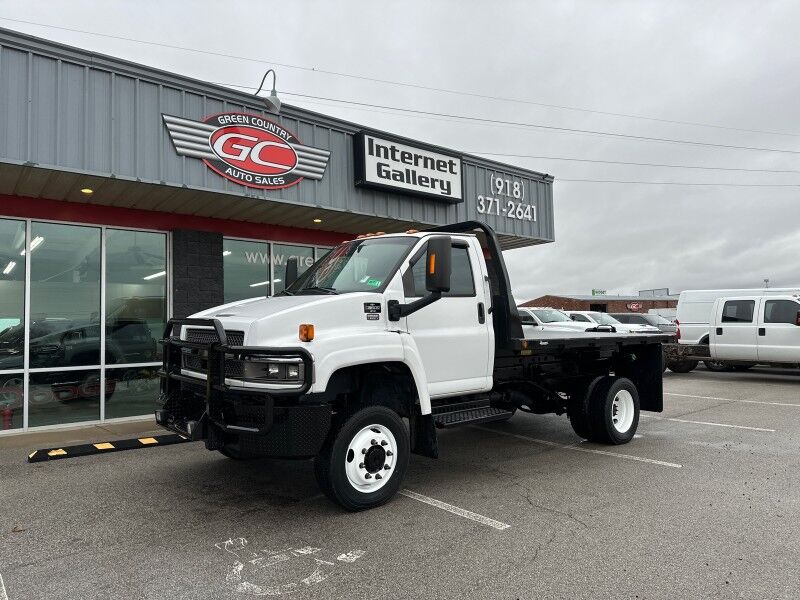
[314,406,409,511]
[588,377,640,445]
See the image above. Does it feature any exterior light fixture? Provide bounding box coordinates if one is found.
[249,281,270,288]
[2,261,16,275]
[313,218,322,224]
[256,69,281,114]
[80,188,94,196]
[143,270,166,280]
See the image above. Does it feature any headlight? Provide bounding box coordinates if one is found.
[240,355,305,384]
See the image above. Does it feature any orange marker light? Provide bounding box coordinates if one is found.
[428,253,436,274]
[299,324,315,342]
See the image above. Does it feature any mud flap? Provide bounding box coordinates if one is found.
[410,413,438,459]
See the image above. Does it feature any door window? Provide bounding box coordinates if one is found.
[764,300,800,324]
[721,300,755,323]
[409,245,475,297]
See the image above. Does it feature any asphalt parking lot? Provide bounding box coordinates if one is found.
[1,367,798,600]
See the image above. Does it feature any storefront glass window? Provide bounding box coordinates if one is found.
[0,219,26,372]
[106,229,166,364]
[105,366,160,419]
[0,372,23,431]
[315,247,331,262]
[28,368,102,427]
[29,222,101,369]
[223,239,270,302]
[272,244,314,294]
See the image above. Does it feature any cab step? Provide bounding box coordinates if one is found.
[432,402,514,429]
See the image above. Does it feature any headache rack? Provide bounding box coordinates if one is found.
[158,318,313,435]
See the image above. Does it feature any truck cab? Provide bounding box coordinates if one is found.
[710,295,800,363]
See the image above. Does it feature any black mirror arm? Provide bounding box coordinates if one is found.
[388,293,442,321]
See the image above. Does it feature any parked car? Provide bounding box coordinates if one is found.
[567,311,661,334]
[518,307,590,332]
[665,293,800,372]
[611,313,677,334]
[0,317,157,371]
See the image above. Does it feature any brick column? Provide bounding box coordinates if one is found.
[171,229,224,318]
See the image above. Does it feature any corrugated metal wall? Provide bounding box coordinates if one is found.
[0,29,554,246]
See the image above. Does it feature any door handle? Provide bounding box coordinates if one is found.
[758,327,766,336]
[716,327,723,335]
[477,302,486,324]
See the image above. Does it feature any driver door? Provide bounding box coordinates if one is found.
[402,240,491,398]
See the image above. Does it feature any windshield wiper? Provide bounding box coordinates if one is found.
[296,286,339,295]
[276,289,294,296]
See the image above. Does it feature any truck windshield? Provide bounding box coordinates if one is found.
[532,309,572,323]
[283,236,416,295]
[589,312,621,326]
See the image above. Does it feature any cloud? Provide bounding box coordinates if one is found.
[4,0,799,305]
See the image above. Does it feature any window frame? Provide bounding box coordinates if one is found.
[402,240,477,299]
[764,299,800,325]
[222,236,327,300]
[0,214,170,433]
[721,299,756,324]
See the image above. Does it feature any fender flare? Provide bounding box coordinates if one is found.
[312,342,431,415]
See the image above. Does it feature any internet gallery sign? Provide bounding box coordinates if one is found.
[354,132,463,202]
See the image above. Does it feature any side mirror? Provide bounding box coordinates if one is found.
[425,236,452,293]
[285,257,299,288]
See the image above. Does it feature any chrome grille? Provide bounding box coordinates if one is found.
[183,328,245,377]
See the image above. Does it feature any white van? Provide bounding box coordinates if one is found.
[676,288,800,345]
[710,295,800,363]
[665,292,800,372]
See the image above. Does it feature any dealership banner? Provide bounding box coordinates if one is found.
[354,132,463,202]
[163,112,331,190]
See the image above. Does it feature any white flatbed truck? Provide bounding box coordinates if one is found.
[156,222,668,510]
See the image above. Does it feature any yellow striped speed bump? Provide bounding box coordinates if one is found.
[27,433,189,463]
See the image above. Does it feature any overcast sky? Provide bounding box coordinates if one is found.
[2,1,799,301]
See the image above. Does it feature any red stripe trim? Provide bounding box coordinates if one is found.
[0,194,349,246]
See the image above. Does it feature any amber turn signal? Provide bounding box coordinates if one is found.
[299,324,315,342]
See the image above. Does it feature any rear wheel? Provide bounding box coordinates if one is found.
[668,360,698,373]
[586,377,640,445]
[314,406,409,511]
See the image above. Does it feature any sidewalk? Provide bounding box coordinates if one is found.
[0,418,163,451]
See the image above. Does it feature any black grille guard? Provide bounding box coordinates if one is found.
[158,318,314,434]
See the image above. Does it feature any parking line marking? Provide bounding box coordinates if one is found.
[665,392,800,408]
[474,426,682,469]
[641,414,775,432]
[399,489,511,531]
[0,572,8,600]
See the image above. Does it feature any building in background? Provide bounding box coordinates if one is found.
[520,293,678,314]
[0,28,554,434]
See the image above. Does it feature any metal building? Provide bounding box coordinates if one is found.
[0,27,555,433]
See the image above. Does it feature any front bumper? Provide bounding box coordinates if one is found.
[156,318,330,458]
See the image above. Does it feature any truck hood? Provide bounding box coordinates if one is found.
[190,293,388,346]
